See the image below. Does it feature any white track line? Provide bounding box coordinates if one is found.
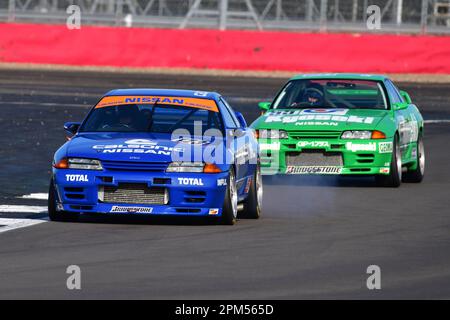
[0,218,47,234]
[424,120,450,124]
[0,205,47,213]
[17,193,48,200]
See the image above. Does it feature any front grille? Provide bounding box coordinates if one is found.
[286,150,343,166]
[102,160,168,172]
[289,130,342,140]
[101,183,167,205]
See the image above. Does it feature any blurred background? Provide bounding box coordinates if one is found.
[0,0,449,34]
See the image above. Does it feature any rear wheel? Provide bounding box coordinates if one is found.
[221,167,238,225]
[48,180,79,222]
[375,136,402,188]
[403,134,425,183]
[239,164,262,219]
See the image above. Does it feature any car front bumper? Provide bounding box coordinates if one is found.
[258,138,393,175]
[53,169,229,216]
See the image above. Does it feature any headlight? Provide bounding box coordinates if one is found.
[53,158,103,170]
[258,129,288,139]
[341,131,373,140]
[166,162,222,173]
[341,130,387,140]
[166,162,205,173]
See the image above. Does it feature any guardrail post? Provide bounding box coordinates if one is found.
[320,0,328,31]
[8,0,15,22]
[421,0,429,34]
[219,0,228,30]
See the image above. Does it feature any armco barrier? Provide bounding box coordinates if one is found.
[1,23,450,74]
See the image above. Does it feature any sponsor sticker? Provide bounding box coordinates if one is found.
[244,177,252,193]
[300,108,349,115]
[65,174,89,182]
[217,178,227,186]
[378,142,393,153]
[286,166,343,174]
[298,141,330,148]
[95,95,219,112]
[93,139,183,155]
[110,206,153,213]
[346,142,377,152]
[259,142,281,151]
[379,168,390,174]
[177,177,204,186]
[208,208,219,215]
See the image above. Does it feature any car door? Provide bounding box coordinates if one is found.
[218,97,252,194]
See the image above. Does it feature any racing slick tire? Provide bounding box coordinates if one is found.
[375,135,402,188]
[403,133,425,183]
[48,180,79,222]
[221,167,238,225]
[239,164,262,219]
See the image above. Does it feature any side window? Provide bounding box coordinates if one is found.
[385,80,404,104]
[219,98,240,128]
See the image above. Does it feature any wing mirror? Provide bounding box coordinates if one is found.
[64,122,81,135]
[234,111,247,128]
[258,101,271,112]
[400,90,412,104]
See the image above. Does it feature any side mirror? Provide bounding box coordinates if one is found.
[234,111,247,128]
[258,101,271,111]
[400,90,412,104]
[392,102,409,111]
[64,122,81,135]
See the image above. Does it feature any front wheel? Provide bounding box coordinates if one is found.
[375,136,402,188]
[221,167,238,225]
[403,134,425,183]
[239,164,262,219]
[48,180,79,222]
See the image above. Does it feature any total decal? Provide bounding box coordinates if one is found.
[346,142,377,152]
[110,206,153,213]
[286,166,343,174]
[177,177,204,186]
[65,174,89,182]
[264,109,375,125]
[93,139,183,156]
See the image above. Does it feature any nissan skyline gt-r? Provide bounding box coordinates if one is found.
[251,74,425,187]
[49,89,262,225]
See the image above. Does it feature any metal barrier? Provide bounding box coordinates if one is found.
[0,0,449,34]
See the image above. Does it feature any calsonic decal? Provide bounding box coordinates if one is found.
[264,109,374,125]
[177,178,204,186]
[95,95,219,112]
[379,142,393,153]
[66,174,88,182]
[298,141,329,148]
[379,168,390,174]
[93,139,182,155]
[346,142,377,152]
[286,166,343,174]
[110,206,153,213]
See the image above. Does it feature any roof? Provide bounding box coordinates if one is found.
[289,73,389,81]
[104,88,220,100]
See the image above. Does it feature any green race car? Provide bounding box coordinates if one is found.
[251,74,425,187]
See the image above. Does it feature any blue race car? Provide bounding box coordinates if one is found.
[49,89,262,225]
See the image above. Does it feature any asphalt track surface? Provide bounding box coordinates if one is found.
[0,69,450,299]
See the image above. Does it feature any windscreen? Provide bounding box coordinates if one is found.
[80,97,223,135]
[272,79,388,110]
